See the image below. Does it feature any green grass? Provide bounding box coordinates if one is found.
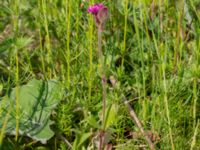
[0,0,200,149]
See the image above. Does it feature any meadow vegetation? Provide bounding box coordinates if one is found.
[0,0,200,149]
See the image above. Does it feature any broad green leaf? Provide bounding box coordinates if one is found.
[0,78,64,143]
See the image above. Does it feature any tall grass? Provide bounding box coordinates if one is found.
[12,0,20,141]
[0,0,200,149]
[66,0,71,88]
[121,0,128,77]
[87,0,94,102]
[41,0,52,78]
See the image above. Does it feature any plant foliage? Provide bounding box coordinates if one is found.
[0,78,63,144]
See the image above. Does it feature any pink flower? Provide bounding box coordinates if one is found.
[87,3,105,15]
[88,3,109,31]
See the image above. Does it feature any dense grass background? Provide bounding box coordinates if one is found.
[0,0,200,149]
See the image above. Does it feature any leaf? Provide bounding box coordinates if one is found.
[104,104,118,130]
[0,38,14,54]
[0,83,2,93]
[86,114,100,129]
[15,37,32,50]
[78,132,92,148]
[72,132,92,150]
[0,37,32,55]
[0,78,64,144]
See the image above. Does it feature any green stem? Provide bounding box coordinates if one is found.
[88,7,94,102]
[121,0,128,74]
[192,71,197,130]
[98,28,103,58]
[15,47,20,141]
[0,100,12,146]
[13,0,20,141]
[66,0,71,88]
[41,0,52,78]
[162,55,175,150]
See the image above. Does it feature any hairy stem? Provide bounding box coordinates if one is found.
[97,25,107,150]
[98,27,106,129]
[98,28,103,58]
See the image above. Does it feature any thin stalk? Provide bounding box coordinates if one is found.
[123,95,155,150]
[15,48,20,141]
[88,16,94,102]
[140,7,146,98]
[66,0,71,88]
[162,52,175,150]
[174,8,184,72]
[97,25,107,150]
[190,120,199,150]
[13,0,20,141]
[0,97,12,147]
[56,133,73,149]
[97,27,106,129]
[192,78,197,130]
[39,28,46,76]
[98,131,106,150]
[102,74,107,130]
[159,0,164,34]
[98,28,103,58]
[12,0,19,33]
[0,108,11,147]
[121,0,128,74]
[88,0,94,102]
[88,0,95,104]
[41,0,52,78]
[37,1,45,76]
[192,28,200,131]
